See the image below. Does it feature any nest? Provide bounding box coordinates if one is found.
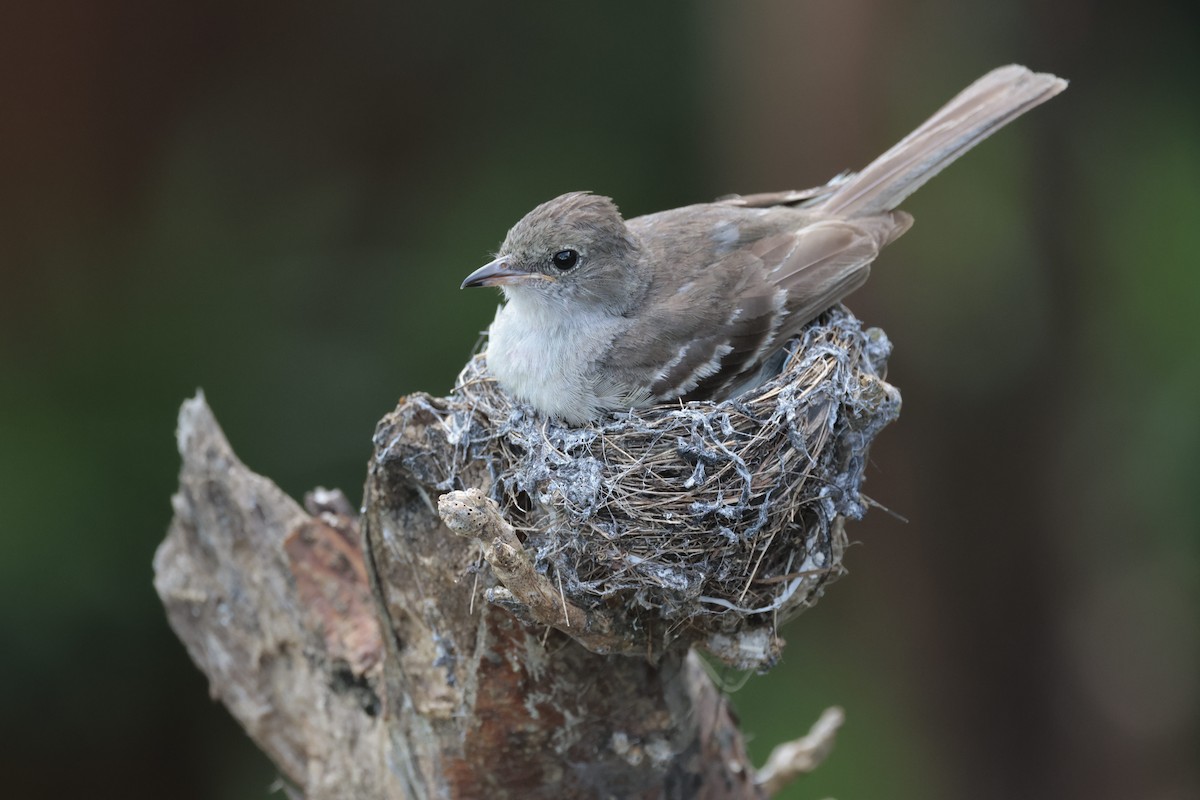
[423,306,899,669]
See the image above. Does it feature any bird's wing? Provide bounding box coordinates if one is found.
[608,209,910,402]
[759,212,910,333]
[597,243,776,401]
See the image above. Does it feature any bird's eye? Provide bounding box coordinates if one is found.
[551,249,579,271]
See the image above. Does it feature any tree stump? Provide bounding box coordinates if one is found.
[155,380,860,798]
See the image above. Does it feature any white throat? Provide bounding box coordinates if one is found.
[485,290,632,424]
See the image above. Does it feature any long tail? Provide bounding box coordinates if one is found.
[820,65,1067,217]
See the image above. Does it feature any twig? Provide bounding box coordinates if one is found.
[755,706,845,797]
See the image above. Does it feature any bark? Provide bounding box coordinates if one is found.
[154,392,838,799]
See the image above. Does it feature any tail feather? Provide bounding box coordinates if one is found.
[820,65,1067,217]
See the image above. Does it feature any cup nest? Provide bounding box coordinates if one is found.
[400,306,899,669]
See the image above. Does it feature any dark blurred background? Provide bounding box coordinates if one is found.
[2,2,1196,798]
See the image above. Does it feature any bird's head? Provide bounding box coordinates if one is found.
[461,192,647,314]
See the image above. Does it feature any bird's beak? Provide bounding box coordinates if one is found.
[461,257,539,289]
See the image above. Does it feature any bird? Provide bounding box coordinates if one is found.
[461,65,1066,425]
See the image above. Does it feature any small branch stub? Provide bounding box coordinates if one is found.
[756,706,846,797]
[439,488,637,655]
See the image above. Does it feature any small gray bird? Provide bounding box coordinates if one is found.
[462,65,1066,424]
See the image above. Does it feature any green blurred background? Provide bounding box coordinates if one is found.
[2,2,1196,798]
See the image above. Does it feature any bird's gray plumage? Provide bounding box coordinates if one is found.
[463,65,1067,424]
